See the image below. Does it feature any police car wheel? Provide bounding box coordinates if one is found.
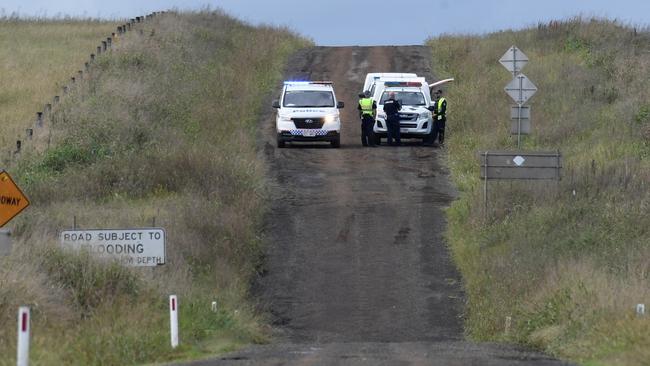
[331,136,340,148]
[373,134,381,145]
[277,135,286,148]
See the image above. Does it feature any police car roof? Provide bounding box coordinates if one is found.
[284,81,334,91]
[285,85,334,92]
[382,86,422,92]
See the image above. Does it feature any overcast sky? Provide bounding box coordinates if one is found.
[3,0,650,45]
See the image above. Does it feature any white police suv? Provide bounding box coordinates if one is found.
[272,81,344,148]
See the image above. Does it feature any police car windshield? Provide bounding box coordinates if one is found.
[283,91,335,107]
[380,91,426,106]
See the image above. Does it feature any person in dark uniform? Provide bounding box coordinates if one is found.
[383,91,402,146]
[430,89,447,147]
[358,91,377,147]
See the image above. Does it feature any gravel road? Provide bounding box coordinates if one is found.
[175,46,572,366]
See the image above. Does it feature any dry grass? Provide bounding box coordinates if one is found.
[0,18,116,152]
[428,17,650,365]
[0,10,310,365]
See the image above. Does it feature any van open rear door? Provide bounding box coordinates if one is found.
[429,78,454,90]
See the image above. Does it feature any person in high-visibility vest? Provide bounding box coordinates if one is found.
[427,89,447,147]
[358,90,377,147]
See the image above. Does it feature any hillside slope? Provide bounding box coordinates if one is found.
[428,18,649,365]
[0,18,116,152]
[0,11,309,365]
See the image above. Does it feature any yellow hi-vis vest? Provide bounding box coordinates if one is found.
[436,97,446,120]
[359,98,374,116]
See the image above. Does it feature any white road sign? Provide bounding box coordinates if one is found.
[511,119,531,135]
[510,105,530,119]
[511,105,531,135]
[499,46,528,74]
[505,74,537,104]
[513,156,525,166]
[60,228,166,266]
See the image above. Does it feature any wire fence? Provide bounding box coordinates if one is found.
[8,11,168,164]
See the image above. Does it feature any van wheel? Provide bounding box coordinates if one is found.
[331,136,341,148]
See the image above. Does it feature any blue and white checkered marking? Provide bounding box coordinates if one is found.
[290,129,328,136]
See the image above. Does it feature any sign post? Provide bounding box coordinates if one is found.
[500,46,537,148]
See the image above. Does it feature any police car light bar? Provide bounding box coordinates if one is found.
[284,81,333,85]
[384,81,422,87]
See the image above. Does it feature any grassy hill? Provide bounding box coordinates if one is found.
[0,11,309,365]
[0,17,116,153]
[428,18,649,365]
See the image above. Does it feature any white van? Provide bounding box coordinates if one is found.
[362,73,417,94]
[272,81,344,148]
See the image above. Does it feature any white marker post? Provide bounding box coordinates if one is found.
[637,304,645,317]
[505,316,512,335]
[169,295,179,348]
[211,301,218,313]
[17,307,30,366]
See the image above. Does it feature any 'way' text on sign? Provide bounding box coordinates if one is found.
[60,228,166,267]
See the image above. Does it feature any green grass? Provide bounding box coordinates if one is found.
[428,17,650,365]
[0,10,310,365]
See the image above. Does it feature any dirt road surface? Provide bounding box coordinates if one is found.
[176,47,571,365]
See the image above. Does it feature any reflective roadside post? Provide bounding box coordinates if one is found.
[17,307,30,366]
[170,295,179,348]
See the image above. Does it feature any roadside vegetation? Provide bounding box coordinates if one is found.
[0,11,309,365]
[428,18,649,365]
[0,16,116,153]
